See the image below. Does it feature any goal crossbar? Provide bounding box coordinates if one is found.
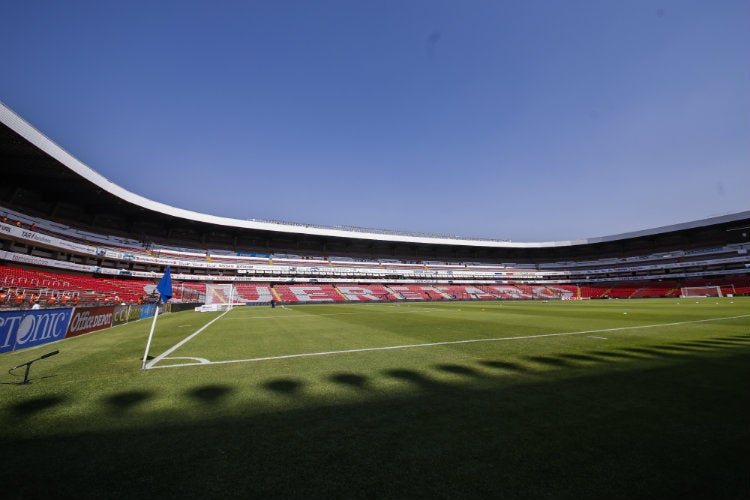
[680,285,723,298]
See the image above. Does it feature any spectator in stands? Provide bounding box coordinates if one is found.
[72,295,80,306]
[0,289,7,304]
[14,291,25,306]
[47,294,58,306]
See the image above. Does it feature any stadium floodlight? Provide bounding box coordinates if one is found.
[8,350,59,385]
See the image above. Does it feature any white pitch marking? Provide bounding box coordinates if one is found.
[588,336,608,340]
[147,313,750,370]
[161,356,211,364]
[145,308,232,369]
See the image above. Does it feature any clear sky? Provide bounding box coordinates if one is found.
[1,0,748,242]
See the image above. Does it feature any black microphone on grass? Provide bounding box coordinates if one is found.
[9,349,59,384]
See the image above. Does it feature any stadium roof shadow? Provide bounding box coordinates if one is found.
[434,363,485,378]
[557,353,603,363]
[104,390,155,414]
[478,359,530,372]
[329,373,369,389]
[9,395,67,417]
[2,345,748,499]
[187,384,234,403]
[263,378,304,395]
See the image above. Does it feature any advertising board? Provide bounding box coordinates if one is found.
[0,308,73,353]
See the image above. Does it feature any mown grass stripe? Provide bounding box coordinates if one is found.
[150,313,750,369]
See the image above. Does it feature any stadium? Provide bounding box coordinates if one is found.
[2,94,749,498]
[4,5,750,498]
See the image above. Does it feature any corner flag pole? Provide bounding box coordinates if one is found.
[141,304,160,370]
[142,266,172,370]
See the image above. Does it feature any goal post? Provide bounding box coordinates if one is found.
[680,285,723,298]
[204,283,240,308]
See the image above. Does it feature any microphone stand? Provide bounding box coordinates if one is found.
[9,350,59,385]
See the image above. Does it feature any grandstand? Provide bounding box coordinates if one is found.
[1,207,749,308]
[2,93,750,500]
[2,216,750,308]
[1,99,750,307]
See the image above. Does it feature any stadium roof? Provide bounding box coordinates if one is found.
[1,101,749,263]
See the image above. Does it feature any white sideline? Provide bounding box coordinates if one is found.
[147,313,750,370]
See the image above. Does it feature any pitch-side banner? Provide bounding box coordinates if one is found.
[113,304,143,326]
[139,303,158,319]
[65,306,114,338]
[0,308,74,353]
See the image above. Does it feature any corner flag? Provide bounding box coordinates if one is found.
[156,266,172,302]
[142,266,172,369]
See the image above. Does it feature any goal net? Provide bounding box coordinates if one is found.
[204,283,240,309]
[680,285,723,298]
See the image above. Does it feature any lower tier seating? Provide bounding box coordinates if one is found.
[1,264,748,308]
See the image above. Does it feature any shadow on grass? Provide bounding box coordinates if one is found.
[708,339,750,346]
[105,391,154,413]
[688,340,747,348]
[715,336,750,342]
[188,384,233,403]
[558,353,603,363]
[0,374,58,386]
[649,345,697,353]
[329,373,369,389]
[620,347,671,357]
[3,351,749,499]
[264,378,303,395]
[384,369,443,390]
[9,395,67,416]
[526,355,574,368]
[478,360,530,372]
[590,350,641,360]
[434,363,483,377]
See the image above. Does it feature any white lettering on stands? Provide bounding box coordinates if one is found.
[387,286,422,300]
[336,286,380,301]
[242,286,273,303]
[488,286,533,299]
[289,286,334,302]
[462,286,495,298]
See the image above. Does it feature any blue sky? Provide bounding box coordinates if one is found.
[1,0,748,242]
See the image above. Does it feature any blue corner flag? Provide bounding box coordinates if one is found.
[156,266,172,302]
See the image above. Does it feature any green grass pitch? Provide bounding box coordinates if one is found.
[2,298,749,499]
